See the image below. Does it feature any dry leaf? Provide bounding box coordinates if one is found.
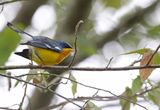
[140,50,155,81]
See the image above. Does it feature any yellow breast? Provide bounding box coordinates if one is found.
[32,47,72,65]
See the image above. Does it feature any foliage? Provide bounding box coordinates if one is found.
[84,101,101,110]
[147,86,160,107]
[120,87,137,110]
[131,76,143,94]
[124,48,150,55]
[0,27,20,66]
[70,74,77,96]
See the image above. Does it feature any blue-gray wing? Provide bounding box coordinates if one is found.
[21,36,63,53]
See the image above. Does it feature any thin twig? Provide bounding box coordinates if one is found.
[106,57,113,68]
[7,22,34,38]
[18,84,27,110]
[82,90,99,109]
[129,59,141,66]
[68,20,84,67]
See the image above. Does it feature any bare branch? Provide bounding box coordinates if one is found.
[1,64,160,71]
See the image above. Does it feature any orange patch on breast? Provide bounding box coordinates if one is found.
[56,48,73,64]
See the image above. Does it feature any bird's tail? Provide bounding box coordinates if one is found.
[14,49,30,59]
[7,22,34,39]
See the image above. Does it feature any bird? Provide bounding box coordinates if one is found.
[7,22,73,65]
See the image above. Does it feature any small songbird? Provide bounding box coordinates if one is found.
[7,22,72,65]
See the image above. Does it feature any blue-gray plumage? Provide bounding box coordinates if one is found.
[21,36,72,53]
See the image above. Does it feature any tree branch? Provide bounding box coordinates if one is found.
[1,64,160,71]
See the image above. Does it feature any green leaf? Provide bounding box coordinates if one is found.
[147,88,160,106]
[84,101,101,110]
[70,74,77,96]
[120,87,132,110]
[102,0,121,8]
[0,27,20,65]
[153,52,160,65]
[132,95,137,106]
[124,48,150,55]
[131,76,143,94]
